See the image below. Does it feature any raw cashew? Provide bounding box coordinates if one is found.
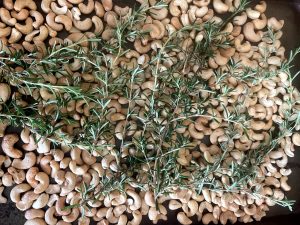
[3,0,14,10]
[8,167,25,184]
[46,12,63,31]
[127,189,142,210]
[144,191,156,207]
[24,218,47,225]
[202,213,218,225]
[220,211,237,224]
[243,22,263,42]
[169,199,182,210]
[34,172,50,194]
[268,17,284,31]
[73,18,92,31]
[102,0,113,11]
[14,0,37,11]
[0,186,7,203]
[69,160,89,175]
[292,133,300,146]
[213,0,229,14]
[61,171,76,195]
[11,9,29,21]
[15,17,33,34]
[62,208,80,223]
[55,15,73,31]
[30,11,44,29]
[128,210,142,225]
[246,8,260,20]
[25,209,45,220]
[45,206,58,225]
[0,83,11,104]
[37,137,50,154]
[51,2,68,14]
[280,176,291,191]
[10,183,31,203]
[177,212,192,225]
[2,134,23,158]
[170,0,188,16]
[32,193,49,209]
[0,8,17,26]
[255,1,267,13]
[92,16,104,35]
[12,152,36,170]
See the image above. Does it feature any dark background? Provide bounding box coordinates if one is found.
[0,0,300,224]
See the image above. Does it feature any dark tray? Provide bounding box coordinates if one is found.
[0,0,300,224]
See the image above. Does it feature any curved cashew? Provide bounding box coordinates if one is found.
[46,12,63,31]
[246,8,260,20]
[142,20,165,39]
[12,152,36,169]
[55,196,71,216]
[79,0,95,14]
[2,134,23,158]
[61,171,76,196]
[213,0,229,14]
[0,8,17,26]
[127,189,142,210]
[169,199,182,210]
[81,150,96,165]
[3,0,14,10]
[32,193,49,209]
[45,206,58,225]
[2,172,14,186]
[8,167,25,184]
[268,17,284,31]
[233,12,247,26]
[69,160,89,175]
[73,18,92,31]
[55,15,73,31]
[265,176,280,188]
[25,209,45,220]
[0,186,7,203]
[92,16,104,35]
[30,11,44,29]
[37,136,50,154]
[62,208,80,223]
[170,0,188,16]
[128,210,142,225]
[292,133,300,146]
[101,0,113,11]
[34,172,50,194]
[253,13,267,30]
[280,176,291,191]
[11,9,29,20]
[255,1,267,13]
[51,2,68,14]
[202,213,218,225]
[150,7,168,20]
[94,1,105,17]
[243,22,262,42]
[0,83,11,104]
[144,191,156,207]
[24,218,47,225]
[177,212,192,225]
[220,211,237,224]
[10,183,31,202]
[14,0,37,11]
[9,28,22,44]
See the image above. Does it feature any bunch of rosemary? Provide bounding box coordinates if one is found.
[0,0,298,213]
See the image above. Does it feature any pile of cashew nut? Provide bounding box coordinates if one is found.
[0,0,300,225]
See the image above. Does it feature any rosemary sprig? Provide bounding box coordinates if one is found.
[0,1,298,214]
